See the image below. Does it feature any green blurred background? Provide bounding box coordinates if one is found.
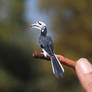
[0,0,92,92]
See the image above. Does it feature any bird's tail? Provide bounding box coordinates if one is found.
[51,54,64,78]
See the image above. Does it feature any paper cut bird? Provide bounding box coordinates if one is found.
[31,21,64,78]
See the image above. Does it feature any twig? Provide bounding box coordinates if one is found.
[32,50,76,70]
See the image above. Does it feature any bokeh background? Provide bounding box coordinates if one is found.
[0,0,92,92]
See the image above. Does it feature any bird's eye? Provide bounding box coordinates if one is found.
[38,21,41,25]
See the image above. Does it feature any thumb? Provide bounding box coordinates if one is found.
[75,58,92,92]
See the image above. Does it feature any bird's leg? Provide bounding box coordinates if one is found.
[42,49,49,57]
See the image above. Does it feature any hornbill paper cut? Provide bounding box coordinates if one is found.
[31,21,64,78]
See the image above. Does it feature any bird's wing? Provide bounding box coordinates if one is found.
[47,36,54,51]
[39,36,54,56]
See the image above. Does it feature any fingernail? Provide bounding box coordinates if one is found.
[77,58,92,74]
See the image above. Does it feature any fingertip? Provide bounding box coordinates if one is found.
[77,58,89,65]
[76,58,86,72]
[76,58,92,74]
[76,58,92,92]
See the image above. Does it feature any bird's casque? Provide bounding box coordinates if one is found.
[31,21,46,31]
[31,21,47,36]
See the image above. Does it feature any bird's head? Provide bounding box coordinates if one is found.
[30,21,47,32]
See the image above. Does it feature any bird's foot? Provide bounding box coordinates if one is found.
[41,51,47,57]
[41,49,49,57]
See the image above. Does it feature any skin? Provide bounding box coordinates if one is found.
[75,58,92,92]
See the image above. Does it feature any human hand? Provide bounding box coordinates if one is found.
[75,58,92,92]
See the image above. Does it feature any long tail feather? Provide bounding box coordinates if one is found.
[51,54,64,78]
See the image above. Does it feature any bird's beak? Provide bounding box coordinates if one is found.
[30,23,41,30]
